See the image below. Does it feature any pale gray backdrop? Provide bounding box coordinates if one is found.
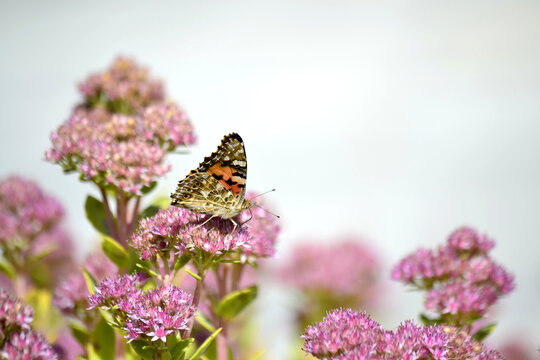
[1,0,539,357]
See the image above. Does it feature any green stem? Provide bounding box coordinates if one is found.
[98,186,118,240]
[116,192,128,247]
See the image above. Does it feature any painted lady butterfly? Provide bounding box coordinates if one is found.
[170,133,254,226]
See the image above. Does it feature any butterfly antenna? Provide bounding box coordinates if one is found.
[253,203,280,219]
[251,188,276,199]
[239,208,254,227]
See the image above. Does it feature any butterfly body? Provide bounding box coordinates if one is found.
[171,133,254,220]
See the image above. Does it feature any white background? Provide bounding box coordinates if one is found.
[1,1,540,357]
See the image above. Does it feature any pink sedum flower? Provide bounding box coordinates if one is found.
[88,274,194,343]
[0,290,57,360]
[0,176,74,287]
[0,176,63,241]
[302,308,505,360]
[46,57,195,196]
[392,227,514,324]
[0,289,33,332]
[131,207,250,260]
[1,330,58,360]
[78,57,164,112]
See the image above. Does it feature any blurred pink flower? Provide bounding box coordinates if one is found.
[53,251,116,316]
[0,176,75,288]
[280,238,379,302]
[237,192,280,258]
[392,226,514,328]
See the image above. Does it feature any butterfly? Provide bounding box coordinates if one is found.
[170,133,254,228]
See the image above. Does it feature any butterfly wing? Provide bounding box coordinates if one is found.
[170,133,249,217]
[197,133,248,200]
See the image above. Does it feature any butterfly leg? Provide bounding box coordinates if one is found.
[230,218,238,234]
[192,214,217,231]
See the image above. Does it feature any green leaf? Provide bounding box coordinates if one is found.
[85,195,114,235]
[473,323,497,342]
[141,181,158,194]
[138,205,161,220]
[419,313,442,326]
[216,286,258,320]
[129,340,154,360]
[82,267,97,294]
[92,316,115,360]
[188,328,222,360]
[69,320,90,347]
[0,256,15,279]
[135,262,160,278]
[166,333,178,351]
[170,338,194,360]
[195,312,216,332]
[185,268,201,281]
[248,350,265,360]
[175,254,191,271]
[101,236,129,268]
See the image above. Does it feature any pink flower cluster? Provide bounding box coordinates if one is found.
[391,227,514,319]
[88,274,194,342]
[280,239,379,301]
[79,57,164,112]
[0,290,57,360]
[131,207,250,260]
[0,176,63,241]
[236,193,280,258]
[0,289,33,332]
[0,176,74,286]
[1,330,58,360]
[46,58,195,195]
[302,308,504,360]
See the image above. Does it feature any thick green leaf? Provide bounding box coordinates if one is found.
[170,338,194,360]
[175,254,191,271]
[419,313,442,326]
[473,323,497,342]
[129,340,154,360]
[82,267,97,294]
[141,181,158,194]
[195,312,216,332]
[0,256,15,279]
[92,316,115,360]
[216,286,258,320]
[69,320,90,346]
[101,236,129,268]
[166,333,178,351]
[188,328,222,360]
[85,195,113,235]
[138,205,161,220]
